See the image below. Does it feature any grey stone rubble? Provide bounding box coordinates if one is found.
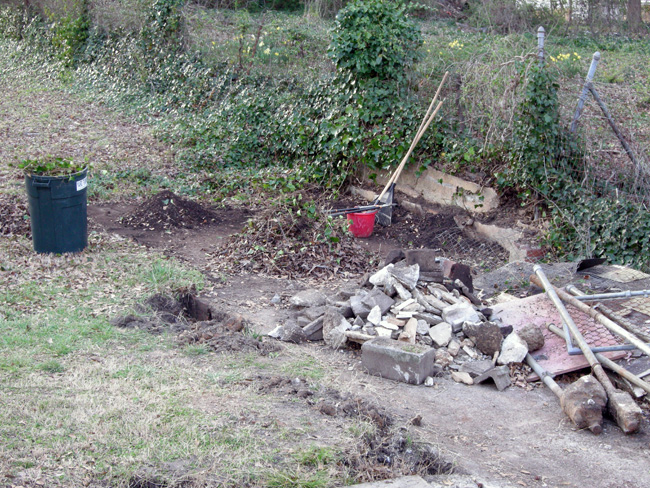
[268,249,539,391]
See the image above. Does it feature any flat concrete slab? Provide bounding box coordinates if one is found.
[362,337,437,385]
[345,475,430,488]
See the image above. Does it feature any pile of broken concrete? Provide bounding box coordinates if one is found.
[268,249,545,390]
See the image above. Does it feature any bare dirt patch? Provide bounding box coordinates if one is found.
[111,293,282,356]
[89,199,252,268]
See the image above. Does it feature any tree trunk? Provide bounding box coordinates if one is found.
[628,0,643,32]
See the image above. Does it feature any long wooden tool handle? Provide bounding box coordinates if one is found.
[376,73,448,202]
[375,99,444,203]
[389,101,443,185]
[414,71,449,144]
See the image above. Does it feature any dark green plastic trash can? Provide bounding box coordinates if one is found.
[25,169,88,254]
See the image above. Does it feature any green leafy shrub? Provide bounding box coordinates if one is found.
[328,0,422,82]
[48,0,90,66]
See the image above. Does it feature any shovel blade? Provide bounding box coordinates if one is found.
[375,184,394,227]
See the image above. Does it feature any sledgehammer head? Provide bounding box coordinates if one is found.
[560,375,607,434]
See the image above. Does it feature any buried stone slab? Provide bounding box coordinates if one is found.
[362,337,439,385]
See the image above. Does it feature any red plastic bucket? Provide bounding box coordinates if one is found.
[347,210,377,238]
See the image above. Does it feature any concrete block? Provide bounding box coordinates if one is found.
[360,166,499,214]
[362,337,437,385]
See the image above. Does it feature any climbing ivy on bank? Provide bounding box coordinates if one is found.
[328,0,422,82]
[503,62,650,271]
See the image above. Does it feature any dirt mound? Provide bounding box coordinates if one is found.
[256,375,393,428]
[121,190,218,231]
[178,319,281,355]
[209,205,379,279]
[0,194,31,238]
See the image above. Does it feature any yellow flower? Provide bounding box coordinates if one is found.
[264,47,270,55]
[274,52,279,56]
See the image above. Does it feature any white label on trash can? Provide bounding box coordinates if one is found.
[76,177,87,191]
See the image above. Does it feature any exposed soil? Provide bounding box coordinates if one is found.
[209,206,380,280]
[255,375,454,483]
[121,190,220,231]
[88,199,252,267]
[373,207,509,270]
[111,293,282,356]
[87,190,510,283]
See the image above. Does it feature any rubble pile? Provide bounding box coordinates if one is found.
[269,249,545,390]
